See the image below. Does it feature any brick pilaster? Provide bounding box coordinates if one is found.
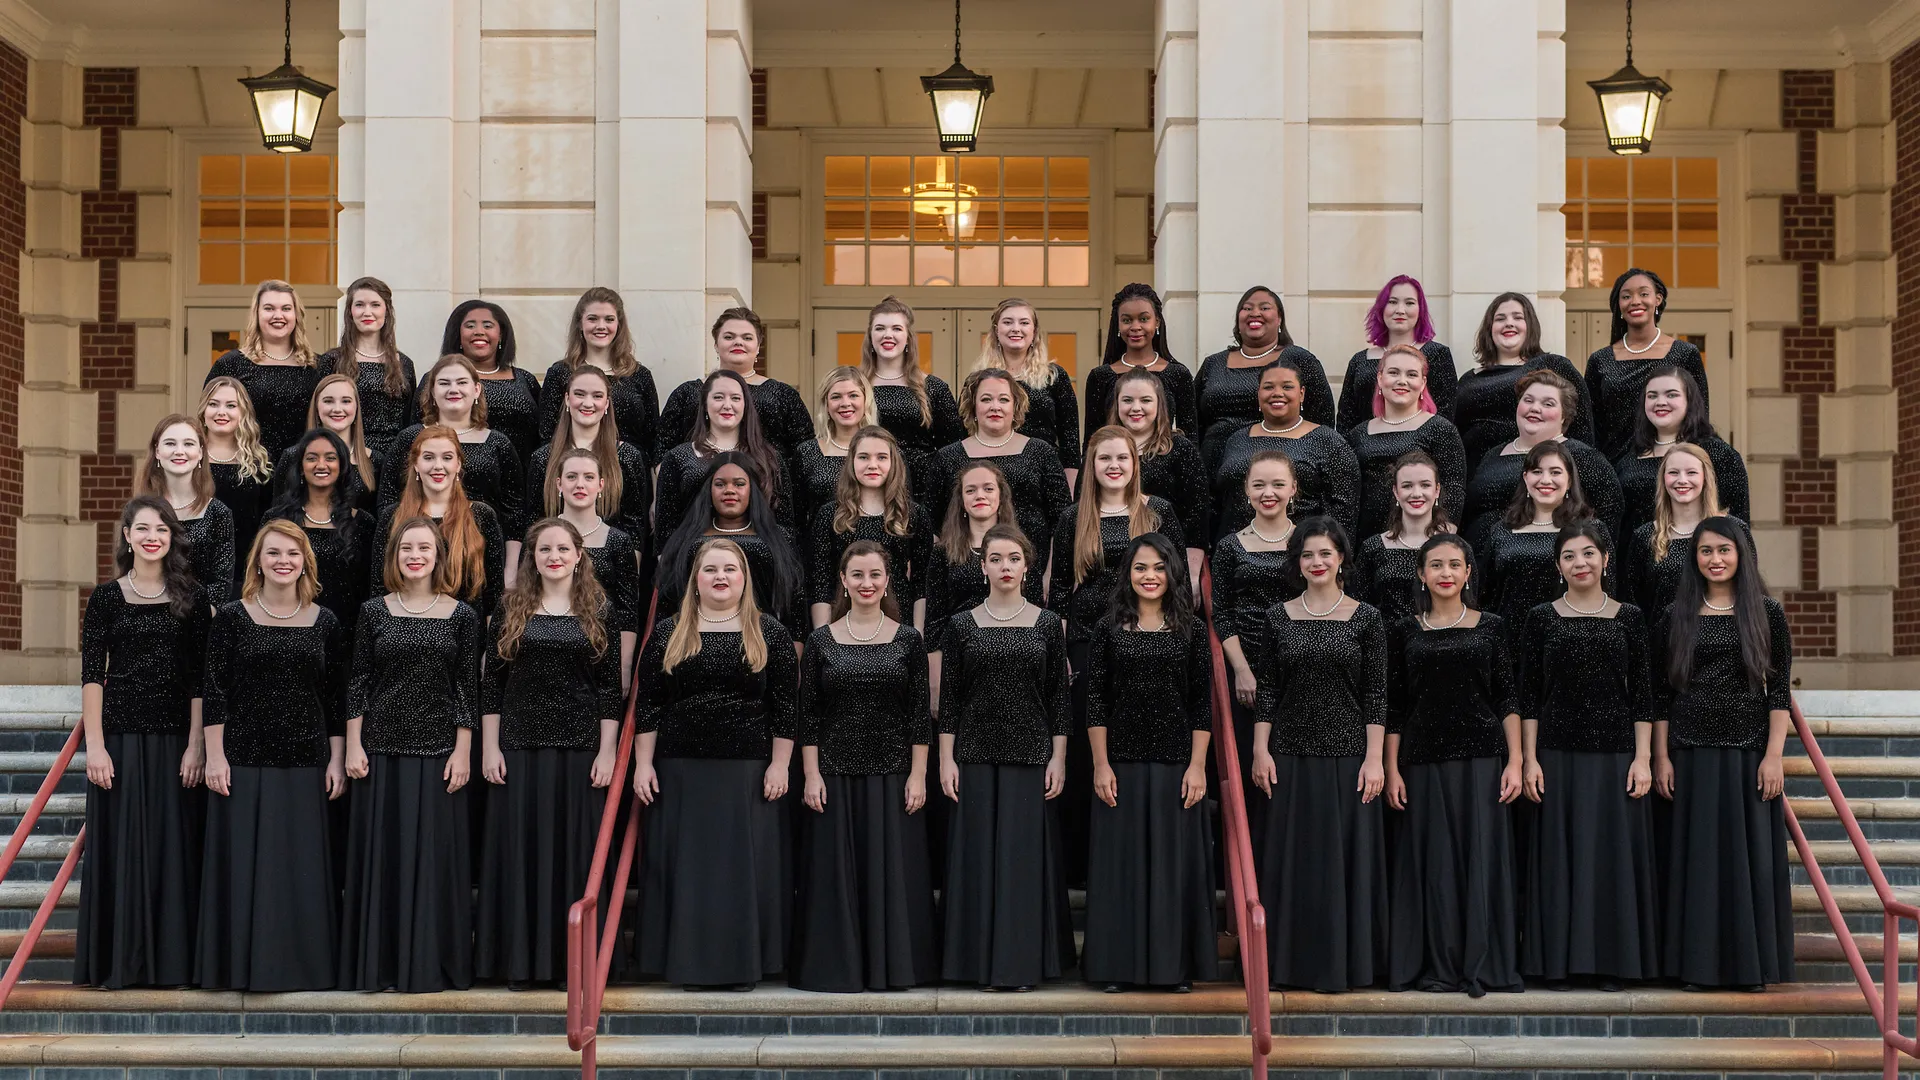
[77,69,138,599]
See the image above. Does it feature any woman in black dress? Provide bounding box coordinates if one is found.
[1384,533,1523,997]
[552,447,643,679]
[656,454,806,638]
[1211,450,1299,799]
[197,520,347,991]
[633,538,798,989]
[939,524,1074,990]
[1653,516,1794,990]
[1084,532,1216,993]
[1211,356,1358,542]
[271,373,381,513]
[1351,450,1453,626]
[1462,369,1620,546]
[442,300,544,464]
[1616,364,1748,537]
[793,541,938,991]
[315,276,417,457]
[1454,293,1594,473]
[478,518,622,987]
[1082,283,1198,452]
[809,426,932,630]
[1480,443,1599,648]
[135,415,235,605]
[859,296,967,482]
[204,280,322,459]
[654,369,794,544]
[381,355,525,552]
[264,430,374,635]
[658,307,813,462]
[794,366,874,552]
[1518,521,1659,990]
[1196,286,1335,471]
[340,517,482,992]
[1251,517,1388,992]
[1585,268,1712,460]
[76,496,209,989]
[199,378,275,573]
[1105,370,1208,585]
[1337,274,1459,431]
[526,365,650,540]
[919,369,1073,564]
[1345,343,1467,539]
[370,427,508,621]
[974,297,1081,479]
[1621,442,1733,620]
[924,462,1045,687]
[537,287,659,469]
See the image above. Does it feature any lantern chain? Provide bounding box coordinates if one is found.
[1624,0,1633,67]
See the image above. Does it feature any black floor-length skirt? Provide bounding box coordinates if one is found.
[942,762,1074,988]
[76,732,204,988]
[476,747,607,985]
[1083,761,1219,987]
[1387,755,1522,996]
[1062,640,1093,888]
[1523,748,1660,981]
[791,772,938,991]
[195,765,337,991]
[1259,753,1386,991]
[338,753,474,992]
[634,757,789,986]
[1662,745,1794,987]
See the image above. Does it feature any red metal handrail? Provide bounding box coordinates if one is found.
[569,592,659,1080]
[1781,694,1918,1080]
[1197,563,1272,1078]
[0,722,86,1010]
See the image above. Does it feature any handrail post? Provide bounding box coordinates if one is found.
[0,722,85,1013]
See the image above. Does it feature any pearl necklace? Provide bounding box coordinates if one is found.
[845,614,883,642]
[1653,435,1678,446]
[1259,415,1304,435]
[1249,522,1293,545]
[1622,328,1662,355]
[572,517,606,542]
[1563,593,1608,616]
[827,434,851,452]
[712,522,750,533]
[1300,592,1343,618]
[1236,341,1280,361]
[1376,410,1421,427]
[260,347,294,362]
[1136,615,1167,632]
[982,598,1027,622]
[470,359,501,374]
[168,497,196,512]
[355,346,387,360]
[395,591,440,615]
[974,430,1015,448]
[1421,606,1468,630]
[540,597,571,617]
[1704,597,1735,612]
[1119,354,1159,370]
[207,450,237,464]
[123,573,165,599]
[699,607,742,624]
[302,508,333,525]
[257,595,303,620]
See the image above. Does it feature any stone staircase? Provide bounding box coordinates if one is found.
[0,685,1913,1079]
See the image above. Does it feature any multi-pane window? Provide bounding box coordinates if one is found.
[198,154,340,286]
[1563,156,1719,289]
[823,155,1091,288]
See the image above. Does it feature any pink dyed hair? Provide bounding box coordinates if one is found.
[1371,343,1438,418]
[1364,274,1436,348]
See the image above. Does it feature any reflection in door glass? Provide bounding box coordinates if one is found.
[208,330,240,367]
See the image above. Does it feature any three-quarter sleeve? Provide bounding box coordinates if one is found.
[797,635,826,749]
[1169,441,1209,548]
[490,435,527,543]
[1622,605,1654,727]
[1485,618,1518,720]
[614,443,651,545]
[905,630,932,747]
[1044,615,1071,738]
[1047,367,1083,470]
[346,606,379,720]
[1765,599,1794,712]
[1253,611,1286,730]
[203,607,237,729]
[452,606,481,729]
[903,509,934,609]
[1035,442,1074,540]
[1423,420,1469,526]
[1515,605,1548,720]
[1293,348,1337,429]
[79,590,113,686]
[481,615,509,717]
[927,379,968,450]
[202,504,236,605]
[592,609,624,722]
[1336,351,1372,435]
[1187,626,1214,734]
[1384,621,1410,737]
[937,618,966,736]
[1321,436,1362,537]
[762,619,799,741]
[180,596,211,700]
[477,504,508,619]
[321,611,350,738]
[1648,611,1673,724]
[1150,496,1185,551]
[1083,623,1112,731]
[1359,610,1388,728]
[652,451,691,546]
[654,381,699,463]
[634,621,672,734]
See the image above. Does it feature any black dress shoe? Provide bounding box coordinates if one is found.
[1171,982,1192,994]
[1101,982,1124,994]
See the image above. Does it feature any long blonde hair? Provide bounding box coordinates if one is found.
[1073,426,1159,586]
[973,297,1053,392]
[307,373,377,491]
[241,518,322,605]
[135,414,215,514]
[859,296,931,426]
[661,538,768,673]
[813,365,878,435]
[199,376,274,482]
[495,518,610,661]
[1651,442,1726,561]
[396,426,488,602]
[240,280,315,367]
[832,426,913,536]
[540,366,624,519]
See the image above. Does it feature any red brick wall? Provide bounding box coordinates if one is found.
[1779,71,1838,658]
[1893,46,1920,655]
[0,43,25,649]
[79,69,139,603]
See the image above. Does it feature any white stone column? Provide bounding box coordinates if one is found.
[1152,0,1198,366]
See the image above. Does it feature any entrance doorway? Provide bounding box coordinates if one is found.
[1565,309,1738,448]
[808,306,1103,402]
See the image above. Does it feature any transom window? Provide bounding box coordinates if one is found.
[197,153,340,286]
[823,155,1091,288]
[1563,156,1719,289]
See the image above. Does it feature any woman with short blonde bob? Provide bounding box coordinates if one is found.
[205,280,321,459]
[794,366,878,543]
[974,297,1081,475]
[136,414,235,605]
[862,296,966,479]
[537,286,659,466]
[370,426,507,619]
[199,377,275,583]
[632,538,798,989]
[808,426,932,629]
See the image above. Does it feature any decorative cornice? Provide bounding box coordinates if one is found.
[754,28,1153,69]
[0,0,59,61]
[1861,0,1920,61]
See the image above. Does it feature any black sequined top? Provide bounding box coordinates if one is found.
[1211,425,1358,543]
[871,380,968,482]
[1349,535,1424,627]
[1344,415,1467,540]
[369,501,507,619]
[808,504,934,607]
[919,439,1072,561]
[379,425,524,536]
[1620,519,1746,622]
[272,444,381,518]
[1195,347,1337,469]
[523,441,651,542]
[938,609,1071,766]
[346,600,481,756]
[1652,598,1793,751]
[1461,438,1622,546]
[80,584,210,734]
[799,624,932,775]
[1583,340,1710,461]
[791,439,848,555]
[635,614,798,759]
[1450,355,1596,474]
[289,512,374,635]
[483,609,624,751]
[1516,603,1653,753]
[1081,361,1198,445]
[204,603,346,768]
[1047,498,1183,641]
[179,501,236,607]
[205,353,323,460]
[921,542,1046,650]
[1478,527,1569,650]
[210,462,273,586]
[1256,604,1388,758]
[314,349,419,457]
[536,361,660,469]
[659,526,805,635]
[1207,533,1294,651]
[652,442,796,545]
[1083,620,1212,765]
[1137,436,1209,549]
[657,377,815,463]
[1336,341,1460,432]
[1613,436,1750,540]
[476,368,546,465]
[1011,364,1083,470]
[1387,615,1517,766]
[586,525,645,636]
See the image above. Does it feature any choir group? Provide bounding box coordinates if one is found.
[75,267,1790,1001]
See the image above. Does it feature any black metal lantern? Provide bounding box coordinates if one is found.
[921,0,993,153]
[239,0,335,154]
[1587,0,1671,156]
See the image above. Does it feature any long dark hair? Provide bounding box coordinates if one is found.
[829,538,903,622]
[1501,442,1594,530]
[1629,362,1718,454]
[266,429,362,548]
[1105,532,1194,635]
[937,460,1018,562]
[1284,515,1353,597]
[1666,515,1774,694]
[440,299,518,369]
[1413,532,1477,614]
[655,452,800,617]
[113,495,201,619]
[1232,285,1292,349]
[340,276,407,396]
[1608,266,1668,345]
[690,369,784,510]
[1100,282,1180,367]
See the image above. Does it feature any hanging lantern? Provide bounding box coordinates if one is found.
[922,0,993,153]
[1588,0,1670,156]
[239,0,335,154]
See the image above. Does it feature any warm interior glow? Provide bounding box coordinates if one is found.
[934,90,982,138]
